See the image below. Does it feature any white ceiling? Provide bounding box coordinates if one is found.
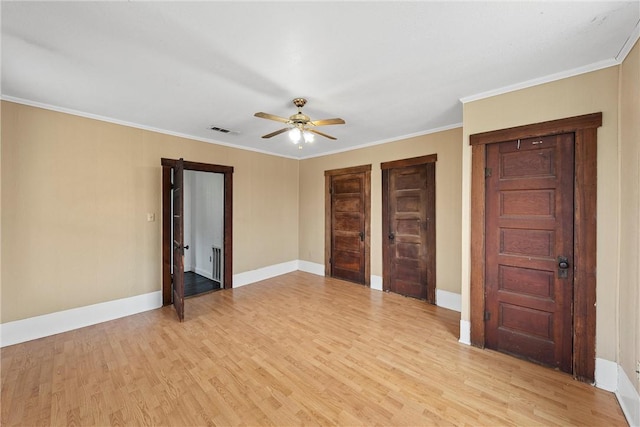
[2,1,639,159]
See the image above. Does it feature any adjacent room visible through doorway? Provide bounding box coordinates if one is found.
[182,169,225,298]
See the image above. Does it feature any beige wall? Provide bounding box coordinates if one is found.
[619,40,640,392]
[298,128,463,294]
[2,53,637,379]
[461,66,620,361]
[1,101,299,323]
[0,101,3,324]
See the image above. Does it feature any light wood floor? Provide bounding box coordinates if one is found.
[1,271,626,426]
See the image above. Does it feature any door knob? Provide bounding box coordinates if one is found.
[558,256,569,278]
[359,231,364,241]
[388,232,395,241]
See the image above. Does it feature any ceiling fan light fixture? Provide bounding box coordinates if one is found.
[288,127,301,143]
[255,98,344,147]
[303,131,314,143]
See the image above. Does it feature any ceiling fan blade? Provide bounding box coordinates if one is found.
[310,118,345,126]
[308,129,337,140]
[254,112,290,124]
[261,128,289,139]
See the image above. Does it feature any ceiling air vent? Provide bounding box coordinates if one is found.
[210,126,231,134]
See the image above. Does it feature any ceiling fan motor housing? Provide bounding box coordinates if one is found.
[292,98,307,108]
[290,112,311,124]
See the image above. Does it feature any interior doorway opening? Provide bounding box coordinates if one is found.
[181,170,225,297]
[161,158,234,321]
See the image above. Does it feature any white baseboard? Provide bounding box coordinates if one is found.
[0,291,162,348]
[195,266,213,279]
[595,358,618,392]
[370,275,383,291]
[436,289,461,312]
[232,260,299,287]
[297,260,325,276]
[617,364,640,427]
[459,319,471,345]
[295,262,384,292]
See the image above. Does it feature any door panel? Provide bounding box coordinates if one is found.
[172,158,185,321]
[331,173,366,284]
[385,163,434,301]
[485,134,574,372]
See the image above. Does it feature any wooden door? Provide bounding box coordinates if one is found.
[484,134,574,372]
[172,158,185,321]
[330,172,366,284]
[383,160,435,302]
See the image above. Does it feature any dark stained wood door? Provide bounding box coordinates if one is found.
[384,162,435,301]
[172,158,185,321]
[485,134,574,372]
[330,172,366,284]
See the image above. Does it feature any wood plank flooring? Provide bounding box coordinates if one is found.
[1,271,626,426]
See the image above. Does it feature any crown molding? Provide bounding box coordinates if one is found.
[0,96,300,160]
[460,58,619,104]
[298,122,463,160]
[616,20,640,63]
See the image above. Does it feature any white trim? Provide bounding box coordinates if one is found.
[617,364,640,427]
[436,290,461,312]
[298,123,463,160]
[595,358,619,392]
[370,275,383,291]
[0,291,162,348]
[297,260,325,276]
[616,21,640,63]
[0,96,299,160]
[459,319,471,345]
[1,96,462,161]
[460,59,619,104]
[232,260,299,288]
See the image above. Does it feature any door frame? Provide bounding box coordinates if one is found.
[324,164,371,286]
[381,154,437,304]
[161,158,234,306]
[469,112,602,382]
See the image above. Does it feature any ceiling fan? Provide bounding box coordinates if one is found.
[254,98,345,147]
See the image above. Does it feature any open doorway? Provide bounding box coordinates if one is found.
[183,170,224,297]
[161,158,234,321]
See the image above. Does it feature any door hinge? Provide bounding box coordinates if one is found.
[485,167,492,178]
[329,257,332,265]
[329,185,333,194]
[484,311,491,321]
